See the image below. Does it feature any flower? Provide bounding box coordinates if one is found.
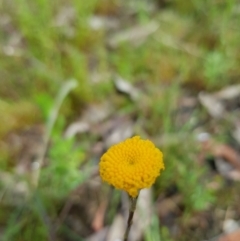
[99,136,164,197]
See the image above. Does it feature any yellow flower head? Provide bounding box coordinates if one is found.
[99,136,164,197]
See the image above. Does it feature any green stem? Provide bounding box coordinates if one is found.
[123,195,138,241]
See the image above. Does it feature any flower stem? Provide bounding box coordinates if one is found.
[123,195,138,241]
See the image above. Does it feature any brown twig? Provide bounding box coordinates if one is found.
[123,195,138,241]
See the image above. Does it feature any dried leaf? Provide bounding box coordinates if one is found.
[212,144,240,172]
[233,120,240,145]
[129,189,153,241]
[214,85,240,100]
[108,21,159,48]
[223,219,239,234]
[64,122,90,138]
[198,92,225,118]
[198,85,240,120]
[106,214,125,241]
[199,137,240,180]
[114,76,140,101]
[64,102,112,138]
[104,118,134,148]
[88,16,119,30]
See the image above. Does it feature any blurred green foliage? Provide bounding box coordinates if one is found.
[1,0,240,240]
[40,119,86,201]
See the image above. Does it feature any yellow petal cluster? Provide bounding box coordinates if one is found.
[99,136,164,197]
